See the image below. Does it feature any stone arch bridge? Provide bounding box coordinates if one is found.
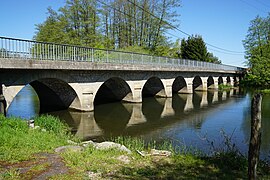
[0,36,245,115]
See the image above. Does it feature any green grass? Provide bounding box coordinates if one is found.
[218,84,233,90]
[0,115,70,162]
[1,115,270,179]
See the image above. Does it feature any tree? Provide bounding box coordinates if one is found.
[34,0,181,54]
[243,14,270,87]
[180,35,220,63]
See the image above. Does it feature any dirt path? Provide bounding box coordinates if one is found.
[0,153,70,179]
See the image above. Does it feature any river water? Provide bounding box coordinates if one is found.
[7,85,270,160]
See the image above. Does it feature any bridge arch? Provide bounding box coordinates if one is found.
[218,76,223,85]
[142,77,166,98]
[94,77,133,106]
[226,76,231,85]
[7,78,80,114]
[172,76,187,94]
[193,76,203,91]
[207,76,215,88]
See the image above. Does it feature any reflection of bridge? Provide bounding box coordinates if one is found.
[0,36,244,115]
[51,89,240,139]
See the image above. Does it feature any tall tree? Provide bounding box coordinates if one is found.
[180,35,221,63]
[34,0,181,54]
[243,14,270,86]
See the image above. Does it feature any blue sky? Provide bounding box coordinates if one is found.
[0,0,269,67]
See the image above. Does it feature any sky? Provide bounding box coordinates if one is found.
[0,0,269,67]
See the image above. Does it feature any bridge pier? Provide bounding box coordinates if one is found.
[183,78,194,93]
[161,79,174,97]
[0,85,6,116]
[2,85,24,114]
[222,77,227,85]
[208,77,219,89]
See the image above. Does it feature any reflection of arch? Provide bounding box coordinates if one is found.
[172,76,187,93]
[94,77,132,106]
[142,97,164,121]
[218,76,223,85]
[193,76,202,90]
[94,103,132,135]
[192,92,202,109]
[30,78,78,113]
[142,77,165,97]
[207,76,214,87]
[172,94,186,115]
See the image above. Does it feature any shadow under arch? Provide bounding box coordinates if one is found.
[30,78,78,113]
[193,76,203,91]
[207,76,214,88]
[94,77,132,106]
[142,77,165,98]
[172,76,187,94]
[218,76,223,85]
[226,76,231,84]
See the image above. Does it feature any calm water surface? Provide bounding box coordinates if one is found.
[7,85,270,160]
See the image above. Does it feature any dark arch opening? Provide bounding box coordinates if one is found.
[226,76,231,84]
[193,76,202,90]
[218,76,223,85]
[142,77,165,98]
[233,76,238,86]
[207,76,214,87]
[172,76,187,93]
[94,77,132,106]
[30,78,78,113]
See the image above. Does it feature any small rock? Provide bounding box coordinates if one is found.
[33,126,40,129]
[81,140,95,147]
[94,141,132,154]
[67,140,78,145]
[54,145,84,153]
[136,149,172,157]
[150,149,172,157]
[116,155,130,164]
[86,171,101,179]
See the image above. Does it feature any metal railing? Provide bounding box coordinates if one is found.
[0,36,244,71]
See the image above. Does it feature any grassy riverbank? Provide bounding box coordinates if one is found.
[0,115,270,179]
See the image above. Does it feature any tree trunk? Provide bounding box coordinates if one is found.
[248,93,262,180]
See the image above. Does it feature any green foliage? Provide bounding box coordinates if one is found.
[34,115,70,135]
[218,84,233,90]
[0,115,69,162]
[34,0,181,56]
[180,35,221,63]
[243,14,270,87]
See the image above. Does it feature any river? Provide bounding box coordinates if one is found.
[7,85,270,160]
